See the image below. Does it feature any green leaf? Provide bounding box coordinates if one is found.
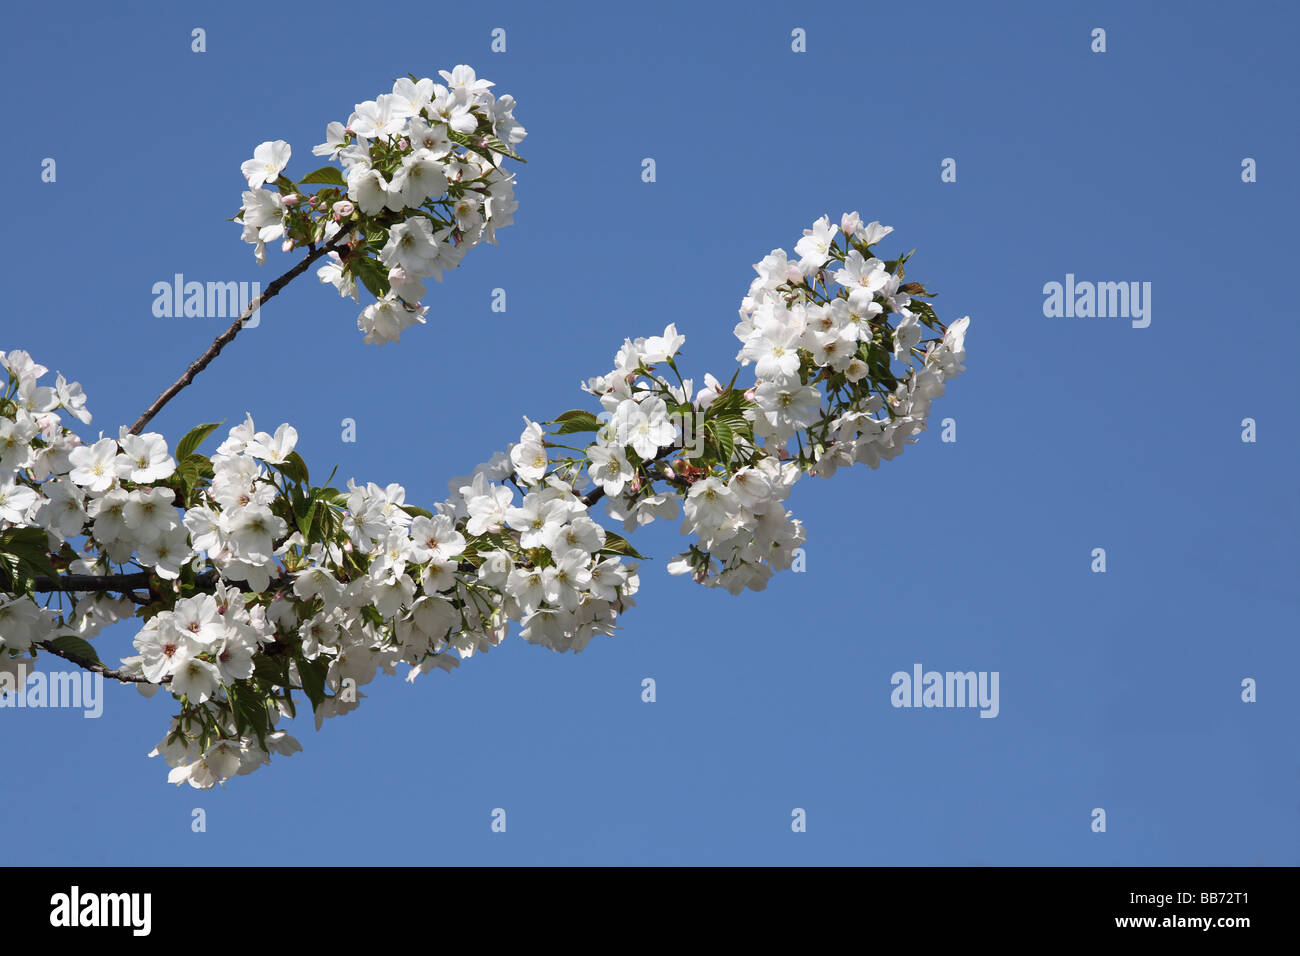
[175,422,223,461]
[350,255,391,299]
[307,502,329,544]
[706,389,754,421]
[45,635,101,667]
[298,500,318,539]
[314,486,348,506]
[446,129,524,165]
[600,530,647,560]
[175,453,214,502]
[252,655,288,686]
[275,451,310,486]
[294,654,327,710]
[0,553,26,595]
[229,685,270,750]
[1,526,59,582]
[297,166,347,187]
[2,526,51,553]
[400,504,434,519]
[290,484,313,536]
[910,299,942,332]
[482,135,525,163]
[707,418,736,464]
[307,492,343,544]
[547,410,601,435]
[228,684,247,732]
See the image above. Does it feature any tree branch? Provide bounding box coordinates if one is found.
[129,227,358,436]
[32,568,292,597]
[33,572,152,593]
[33,639,162,685]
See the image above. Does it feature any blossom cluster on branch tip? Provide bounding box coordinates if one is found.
[2,193,965,789]
[570,213,969,593]
[235,65,524,345]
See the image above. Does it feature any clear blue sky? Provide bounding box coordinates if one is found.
[2,0,1296,865]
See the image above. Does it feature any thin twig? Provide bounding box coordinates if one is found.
[129,226,358,435]
[33,639,162,685]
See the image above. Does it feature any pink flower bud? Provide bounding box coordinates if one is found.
[841,211,862,236]
[743,387,757,402]
[282,193,301,206]
[308,196,320,207]
[333,200,355,217]
[281,239,294,252]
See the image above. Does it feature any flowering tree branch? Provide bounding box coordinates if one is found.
[32,568,292,597]
[32,639,161,685]
[129,229,357,436]
[0,66,968,790]
[33,571,154,593]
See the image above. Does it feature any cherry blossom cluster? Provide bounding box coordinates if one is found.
[551,214,970,594]
[0,216,967,789]
[235,65,524,344]
[0,353,645,787]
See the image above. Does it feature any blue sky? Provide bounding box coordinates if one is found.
[1,0,1296,865]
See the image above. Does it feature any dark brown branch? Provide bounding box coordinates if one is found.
[32,567,292,597]
[33,639,162,685]
[34,572,152,593]
[129,226,358,435]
